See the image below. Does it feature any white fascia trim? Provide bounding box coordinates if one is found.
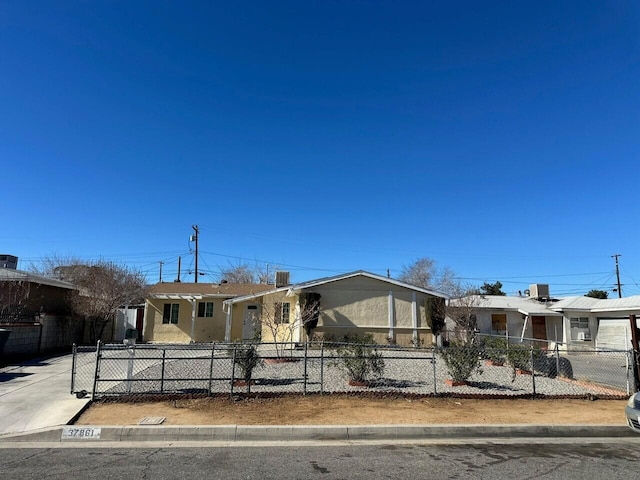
[517,308,562,317]
[591,307,640,313]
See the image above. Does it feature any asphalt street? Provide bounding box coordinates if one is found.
[2,441,640,480]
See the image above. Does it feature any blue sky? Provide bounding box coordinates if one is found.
[1,1,639,296]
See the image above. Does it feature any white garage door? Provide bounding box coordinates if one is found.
[595,318,635,350]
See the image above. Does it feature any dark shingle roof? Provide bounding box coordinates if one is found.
[147,282,274,297]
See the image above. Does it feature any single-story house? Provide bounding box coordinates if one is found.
[142,270,448,346]
[0,266,85,357]
[0,267,76,319]
[550,295,640,351]
[223,270,447,346]
[143,282,274,343]
[449,283,640,351]
[448,293,564,346]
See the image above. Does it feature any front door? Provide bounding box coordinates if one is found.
[532,316,547,347]
[135,308,144,341]
[243,305,260,340]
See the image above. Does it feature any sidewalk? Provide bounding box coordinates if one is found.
[0,354,90,436]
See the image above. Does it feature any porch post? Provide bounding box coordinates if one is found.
[224,304,232,342]
[190,297,197,343]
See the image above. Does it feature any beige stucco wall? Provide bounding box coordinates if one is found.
[143,297,230,343]
[303,276,434,346]
[224,276,438,346]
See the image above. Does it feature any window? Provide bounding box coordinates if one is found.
[163,303,179,324]
[570,317,591,341]
[275,302,290,324]
[570,317,589,329]
[197,301,214,318]
[491,314,507,334]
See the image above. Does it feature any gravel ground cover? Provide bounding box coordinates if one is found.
[78,344,632,399]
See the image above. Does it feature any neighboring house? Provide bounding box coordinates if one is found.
[223,270,447,346]
[143,282,274,343]
[451,283,640,351]
[449,292,563,346]
[0,267,84,357]
[0,267,76,320]
[550,295,640,351]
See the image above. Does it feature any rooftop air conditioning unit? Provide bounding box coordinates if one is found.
[0,254,18,269]
[275,271,290,288]
[529,284,550,299]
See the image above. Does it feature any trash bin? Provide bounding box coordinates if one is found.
[0,329,11,356]
[124,328,137,345]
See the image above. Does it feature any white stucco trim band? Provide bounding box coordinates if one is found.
[412,292,418,343]
[388,290,394,340]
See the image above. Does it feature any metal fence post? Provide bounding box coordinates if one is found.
[530,346,536,397]
[320,342,324,395]
[208,343,216,396]
[70,343,77,394]
[160,348,166,394]
[432,347,438,395]
[91,340,102,401]
[555,343,560,378]
[230,345,237,398]
[303,341,308,395]
[126,344,136,394]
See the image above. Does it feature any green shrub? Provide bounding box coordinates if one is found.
[506,344,531,381]
[439,342,483,383]
[481,336,508,364]
[335,334,385,383]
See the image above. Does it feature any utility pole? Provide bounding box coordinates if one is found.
[612,254,622,298]
[176,256,182,282]
[159,261,164,283]
[192,225,199,283]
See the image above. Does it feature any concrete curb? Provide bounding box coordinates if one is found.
[1,424,635,443]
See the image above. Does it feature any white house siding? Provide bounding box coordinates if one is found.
[594,317,639,351]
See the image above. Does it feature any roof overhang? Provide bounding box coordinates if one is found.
[149,293,232,301]
[517,308,562,317]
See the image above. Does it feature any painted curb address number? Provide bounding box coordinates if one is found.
[61,427,102,440]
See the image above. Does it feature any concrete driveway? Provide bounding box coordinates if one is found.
[0,354,89,435]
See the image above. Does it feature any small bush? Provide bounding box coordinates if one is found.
[233,343,263,382]
[481,336,508,364]
[439,342,483,383]
[335,334,385,383]
[507,344,530,370]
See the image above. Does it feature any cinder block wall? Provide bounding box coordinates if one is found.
[1,324,41,356]
[1,315,87,359]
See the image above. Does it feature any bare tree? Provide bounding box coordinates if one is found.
[219,263,256,283]
[0,280,45,321]
[257,293,321,358]
[32,257,147,343]
[219,261,280,284]
[398,258,458,296]
[445,284,485,343]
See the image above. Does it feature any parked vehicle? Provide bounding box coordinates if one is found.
[625,393,640,432]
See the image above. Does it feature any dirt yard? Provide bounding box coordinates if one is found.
[76,396,628,426]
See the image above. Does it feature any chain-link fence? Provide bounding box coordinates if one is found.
[71,340,636,400]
